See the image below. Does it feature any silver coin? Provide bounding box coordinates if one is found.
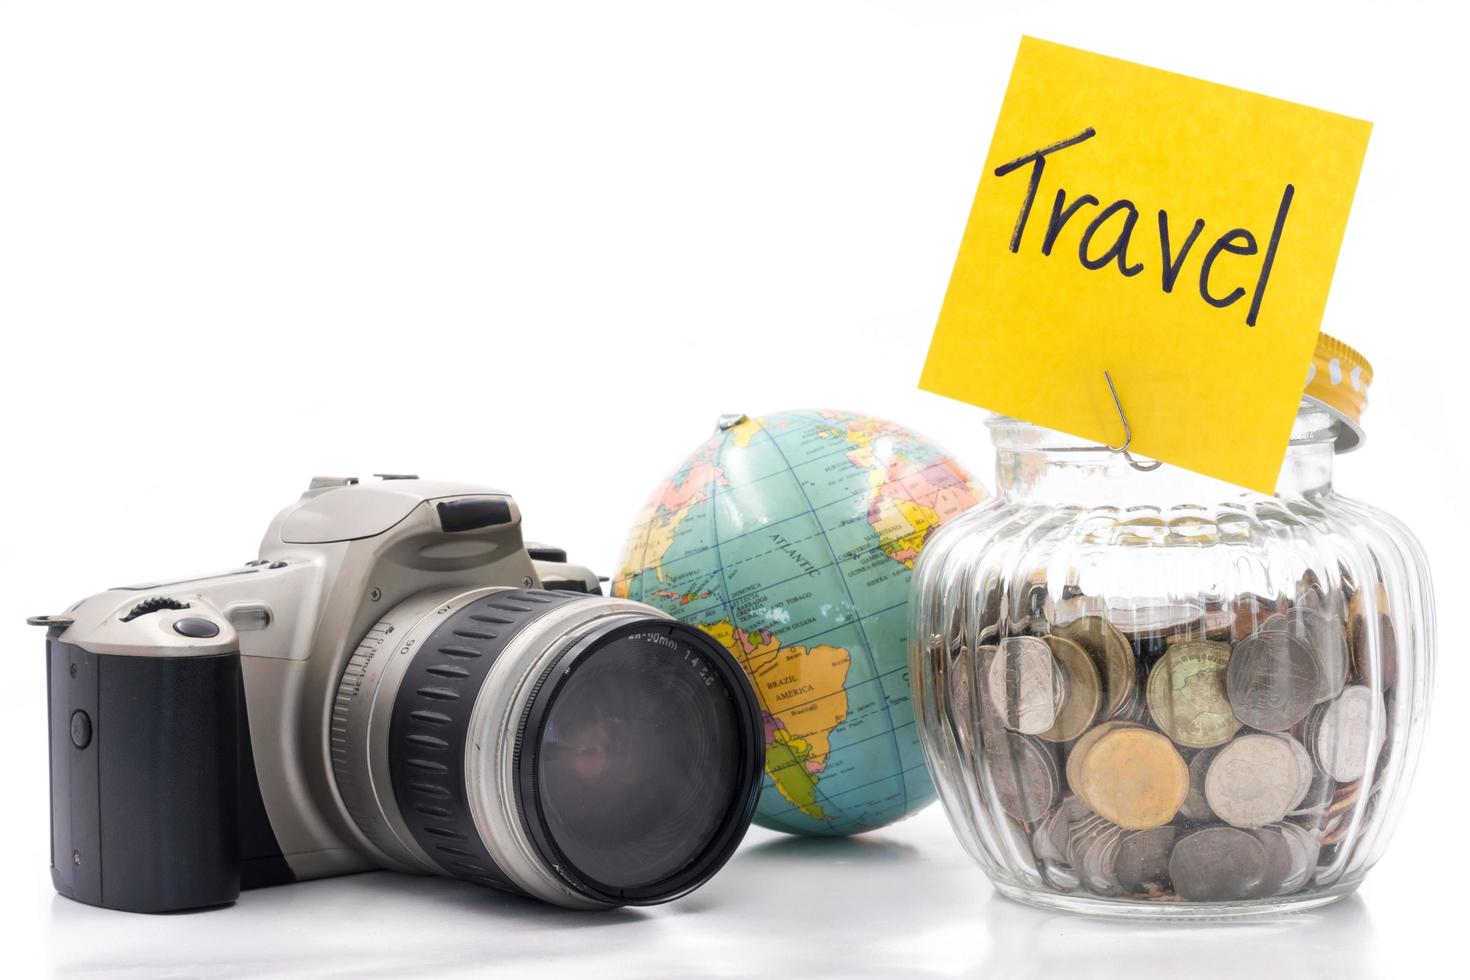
[1275,823,1320,894]
[947,643,975,753]
[1033,794,1093,867]
[985,731,1060,823]
[1248,826,1295,897]
[1080,825,1128,896]
[972,645,1008,743]
[1020,581,1055,627]
[1295,582,1327,613]
[1170,608,1235,643]
[1169,827,1270,902]
[1312,685,1386,782]
[1053,594,1109,626]
[1041,862,1082,891]
[1204,734,1301,829]
[1275,734,1315,811]
[1178,748,1217,822]
[1288,766,1337,820]
[988,636,1066,735]
[1261,606,1348,702]
[1065,813,1114,870]
[1114,826,1176,896]
[1107,601,1206,638]
[1226,630,1320,731]
[1350,610,1398,691]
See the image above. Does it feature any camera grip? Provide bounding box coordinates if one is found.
[47,638,243,913]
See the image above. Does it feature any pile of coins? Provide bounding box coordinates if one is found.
[949,584,1395,904]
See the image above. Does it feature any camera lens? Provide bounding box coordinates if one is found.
[330,588,762,909]
[517,622,755,901]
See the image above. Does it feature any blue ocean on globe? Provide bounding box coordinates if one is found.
[613,409,985,835]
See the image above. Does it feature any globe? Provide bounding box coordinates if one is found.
[612,409,986,835]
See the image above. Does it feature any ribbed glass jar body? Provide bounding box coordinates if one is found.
[910,405,1434,918]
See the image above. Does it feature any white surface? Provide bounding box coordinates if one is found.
[1,1,1467,977]
[24,807,1468,979]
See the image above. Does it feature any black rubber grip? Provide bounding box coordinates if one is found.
[48,639,244,913]
[387,588,586,895]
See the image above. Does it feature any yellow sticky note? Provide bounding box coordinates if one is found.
[920,37,1371,492]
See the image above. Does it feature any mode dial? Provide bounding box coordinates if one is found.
[121,596,190,622]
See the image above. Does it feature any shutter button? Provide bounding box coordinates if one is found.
[173,618,221,639]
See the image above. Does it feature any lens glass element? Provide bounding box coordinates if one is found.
[533,627,746,892]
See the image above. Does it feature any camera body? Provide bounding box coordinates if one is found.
[39,477,620,913]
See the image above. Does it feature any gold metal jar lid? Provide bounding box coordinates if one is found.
[1304,332,1372,453]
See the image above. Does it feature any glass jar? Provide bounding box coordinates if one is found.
[910,336,1433,918]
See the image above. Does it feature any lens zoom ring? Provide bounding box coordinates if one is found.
[387,588,585,894]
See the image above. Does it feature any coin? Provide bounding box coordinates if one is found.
[1033,794,1093,866]
[1065,812,1113,869]
[1163,609,1234,645]
[1204,734,1301,828]
[1248,826,1295,897]
[1114,827,1176,896]
[1349,585,1398,690]
[1226,629,1320,731]
[1077,727,1189,829]
[1108,601,1206,638]
[966,594,1374,906]
[988,636,1067,735]
[1036,634,1102,743]
[972,644,1008,743]
[1295,571,1327,611]
[1069,819,1108,892]
[984,731,1060,823]
[947,643,975,753]
[1053,594,1109,625]
[1055,616,1137,719]
[1228,593,1280,640]
[1169,827,1270,902]
[1311,685,1386,782]
[1276,734,1314,811]
[1275,823,1320,894]
[1065,720,1137,793]
[1261,606,1348,703]
[1146,640,1241,748]
[1287,765,1338,820]
[1178,747,1217,822]
[1021,579,1054,626]
[1080,824,1128,896]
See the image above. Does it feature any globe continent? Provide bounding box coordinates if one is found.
[613,409,985,835]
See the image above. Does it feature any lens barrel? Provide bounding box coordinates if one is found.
[331,587,762,909]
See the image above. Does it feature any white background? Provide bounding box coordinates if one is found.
[2,1,1467,977]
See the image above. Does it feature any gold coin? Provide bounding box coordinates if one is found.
[1064,720,1138,799]
[1145,640,1240,749]
[1078,728,1189,830]
[1056,616,1136,717]
[1037,634,1102,743]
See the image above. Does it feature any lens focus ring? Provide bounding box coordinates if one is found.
[330,587,493,876]
[387,589,598,896]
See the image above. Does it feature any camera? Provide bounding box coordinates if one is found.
[34,476,763,913]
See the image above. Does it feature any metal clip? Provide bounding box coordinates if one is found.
[1103,371,1162,473]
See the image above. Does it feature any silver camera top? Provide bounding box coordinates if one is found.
[35,476,570,661]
